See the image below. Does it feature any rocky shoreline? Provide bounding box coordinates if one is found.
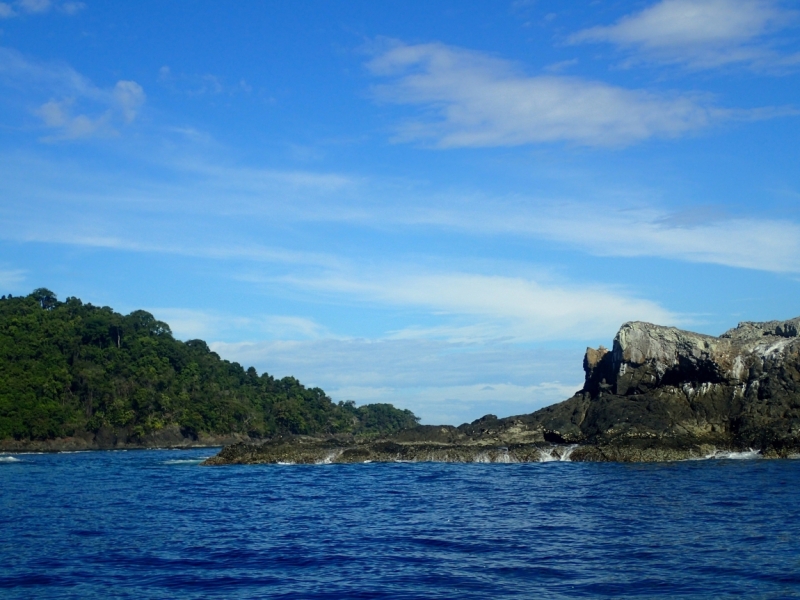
[204,316,800,465]
[0,424,251,452]
[202,433,792,466]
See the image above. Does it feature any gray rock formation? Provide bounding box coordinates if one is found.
[205,316,800,464]
[532,316,800,455]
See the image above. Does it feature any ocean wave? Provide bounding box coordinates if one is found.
[0,455,21,462]
[162,458,209,465]
[538,445,577,462]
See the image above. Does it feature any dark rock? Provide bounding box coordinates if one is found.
[205,316,800,465]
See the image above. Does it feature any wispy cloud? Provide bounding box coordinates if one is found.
[0,0,85,18]
[327,382,582,425]
[158,65,252,97]
[0,47,144,139]
[147,308,330,342]
[210,338,585,424]
[279,270,678,342]
[0,267,25,290]
[366,40,738,147]
[569,0,800,70]
[3,149,798,276]
[0,226,345,271]
[398,199,800,274]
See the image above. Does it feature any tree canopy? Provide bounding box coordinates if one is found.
[0,290,419,441]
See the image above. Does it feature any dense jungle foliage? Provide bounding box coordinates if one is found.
[0,289,419,441]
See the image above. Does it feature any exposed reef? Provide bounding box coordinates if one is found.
[205,316,800,464]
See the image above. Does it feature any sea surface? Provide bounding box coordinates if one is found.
[1,449,800,599]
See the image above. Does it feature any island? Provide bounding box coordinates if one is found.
[3,288,799,462]
[0,289,418,451]
[206,315,800,464]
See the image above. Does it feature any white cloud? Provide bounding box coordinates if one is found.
[60,2,84,15]
[0,48,145,139]
[165,126,213,144]
[328,382,581,425]
[279,270,678,342]
[113,80,145,123]
[35,99,108,139]
[367,40,731,147]
[148,308,331,342]
[0,227,344,271]
[18,0,50,12]
[0,267,25,289]
[551,206,800,272]
[210,338,585,424]
[400,200,800,274]
[158,64,251,97]
[0,0,84,18]
[569,0,800,70]
[2,149,798,276]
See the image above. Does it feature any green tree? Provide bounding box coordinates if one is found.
[0,289,420,443]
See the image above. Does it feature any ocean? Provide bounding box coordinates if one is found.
[1,448,799,599]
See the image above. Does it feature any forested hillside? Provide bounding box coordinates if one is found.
[0,289,418,442]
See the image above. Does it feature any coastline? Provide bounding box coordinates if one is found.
[0,425,252,453]
[200,436,800,465]
[8,316,800,464]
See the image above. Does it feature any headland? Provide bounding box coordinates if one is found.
[206,316,800,464]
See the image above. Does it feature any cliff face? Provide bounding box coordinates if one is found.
[525,317,800,456]
[206,317,800,464]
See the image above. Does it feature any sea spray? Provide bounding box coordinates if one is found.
[703,448,760,460]
[538,445,577,462]
[317,450,344,465]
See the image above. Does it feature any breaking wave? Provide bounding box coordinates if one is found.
[538,445,577,462]
[692,448,761,461]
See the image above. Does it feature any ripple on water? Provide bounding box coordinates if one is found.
[0,449,799,599]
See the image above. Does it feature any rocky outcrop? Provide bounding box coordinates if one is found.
[535,316,800,456]
[205,316,800,464]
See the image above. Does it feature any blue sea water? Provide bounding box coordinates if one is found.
[1,450,800,599]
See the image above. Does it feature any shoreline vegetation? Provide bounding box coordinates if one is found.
[0,289,418,452]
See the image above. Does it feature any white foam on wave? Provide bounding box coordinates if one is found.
[0,451,41,455]
[473,452,491,463]
[162,458,209,465]
[472,448,516,463]
[0,455,21,462]
[538,445,577,462]
[694,448,761,461]
[315,450,343,465]
[276,461,295,465]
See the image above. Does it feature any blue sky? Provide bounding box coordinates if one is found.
[2,0,800,424]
